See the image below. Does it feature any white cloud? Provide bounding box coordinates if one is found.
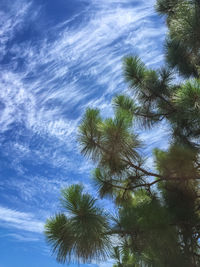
[0,1,32,60]
[98,263,113,267]
[0,0,166,144]
[4,233,40,242]
[0,0,169,256]
[0,0,167,186]
[0,206,44,233]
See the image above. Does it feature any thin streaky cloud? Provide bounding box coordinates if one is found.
[0,206,44,233]
[0,0,167,264]
[0,0,166,180]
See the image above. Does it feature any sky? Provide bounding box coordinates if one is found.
[0,0,168,266]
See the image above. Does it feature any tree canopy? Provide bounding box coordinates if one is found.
[45,1,200,266]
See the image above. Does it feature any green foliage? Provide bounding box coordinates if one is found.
[157,0,200,77]
[165,38,199,77]
[45,214,75,263]
[123,56,146,91]
[79,105,141,174]
[93,168,115,199]
[45,185,111,263]
[118,191,184,267]
[122,56,200,143]
[113,95,136,124]
[154,145,198,179]
[155,0,181,18]
[78,108,102,161]
[170,80,200,141]
[45,1,200,266]
[123,55,176,129]
[174,79,200,109]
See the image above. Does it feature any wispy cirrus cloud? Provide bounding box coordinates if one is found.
[0,206,44,233]
[0,1,33,60]
[0,0,165,144]
[0,0,167,253]
[4,233,40,242]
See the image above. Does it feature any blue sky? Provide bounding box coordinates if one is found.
[0,0,168,266]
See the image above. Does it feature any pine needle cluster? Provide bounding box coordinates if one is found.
[45,1,200,266]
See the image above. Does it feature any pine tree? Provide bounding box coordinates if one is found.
[45,1,200,266]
